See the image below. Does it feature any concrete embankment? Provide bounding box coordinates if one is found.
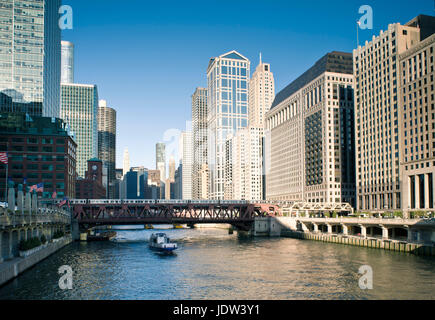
[275,217,435,256]
[0,236,72,287]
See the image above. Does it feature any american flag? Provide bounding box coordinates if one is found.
[30,183,44,193]
[0,152,7,164]
[58,197,68,207]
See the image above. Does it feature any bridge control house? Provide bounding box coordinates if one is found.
[0,113,77,199]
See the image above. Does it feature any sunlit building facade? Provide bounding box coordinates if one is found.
[207,50,250,200]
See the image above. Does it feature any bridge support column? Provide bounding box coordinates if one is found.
[326,224,332,234]
[71,220,80,241]
[381,226,389,240]
[360,225,367,238]
[313,223,319,233]
[342,224,348,236]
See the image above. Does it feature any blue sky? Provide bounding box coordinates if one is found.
[61,0,434,170]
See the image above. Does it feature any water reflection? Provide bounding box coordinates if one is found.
[0,227,434,300]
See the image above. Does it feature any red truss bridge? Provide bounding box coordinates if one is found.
[70,199,282,231]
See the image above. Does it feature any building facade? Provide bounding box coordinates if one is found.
[61,41,74,84]
[0,0,61,118]
[60,83,99,178]
[0,113,77,200]
[180,131,193,200]
[156,142,166,183]
[266,51,356,206]
[191,87,208,200]
[76,159,106,199]
[249,57,275,128]
[207,50,250,199]
[399,32,435,211]
[123,147,130,177]
[98,100,117,198]
[354,15,435,212]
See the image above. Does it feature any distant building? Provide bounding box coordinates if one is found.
[76,159,106,199]
[0,113,77,199]
[192,87,208,200]
[180,132,193,200]
[266,51,356,205]
[61,41,74,84]
[98,100,117,198]
[122,167,147,199]
[147,169,162,199]
[156,143,166,182]
[60,83,99,178]
[0,0,61,117]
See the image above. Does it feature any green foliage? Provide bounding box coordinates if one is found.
[40,234,47,244]
[53,230,64,239]
[19,237,41,251]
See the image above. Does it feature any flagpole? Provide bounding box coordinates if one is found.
[4,161,7,203]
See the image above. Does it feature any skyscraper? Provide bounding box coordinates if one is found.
[98,100,117,198]
[61,41,74,84]
[180,131,193,200]
[207,50,250,200]
[60,83,99,178]
[156,142,166,182]
[354,15,435,212]
[249,55,275,128]
[192,87,208,200]
[0,0,61,117]
[123,148,130,176]
[266,51,356,205]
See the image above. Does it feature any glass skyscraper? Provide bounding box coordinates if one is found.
[60,83,99,178]
[61,41,74,84]
[207,50,250,199]
[0,0,61,117]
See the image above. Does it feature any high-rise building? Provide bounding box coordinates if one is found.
[168,155,176,182]
[123,148,130,176]
[98,100,117,198]
[156,142,166,182]
[191,87,208,200]
[0,0,61,118]
[249,55,275,128]
[180,131,193,200]
[61,41,74,84]
[354,15,435,212]
[60,83,99,178]
[207,50,250,199]
[225,127,264,200]
[266,51,356,205]
[399,33,435,211]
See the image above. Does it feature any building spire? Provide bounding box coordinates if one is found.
[259,52,262,65]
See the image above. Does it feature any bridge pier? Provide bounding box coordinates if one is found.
[249,217,281,237]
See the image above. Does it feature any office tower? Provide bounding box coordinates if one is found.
[147,169,162,199]
[61,41,74,84]
[168,156,176,182]
[207,50,250,199]
[191,87,208,200]
[266,51,356,205]
[0,0,61,117]
[123,148,130,176]
[354,15,435,212]
[60,83,99,178]
[180,131,193,200]
[399,31,435,211]
[0,113,77,199]
[225,127,264,200]
[98,100,117,198]
[249,55,275,128]
[156,142,166,182]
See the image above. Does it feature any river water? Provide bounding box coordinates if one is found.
[0,226,434,300]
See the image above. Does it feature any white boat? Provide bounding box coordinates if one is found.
[149,233,178,253]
